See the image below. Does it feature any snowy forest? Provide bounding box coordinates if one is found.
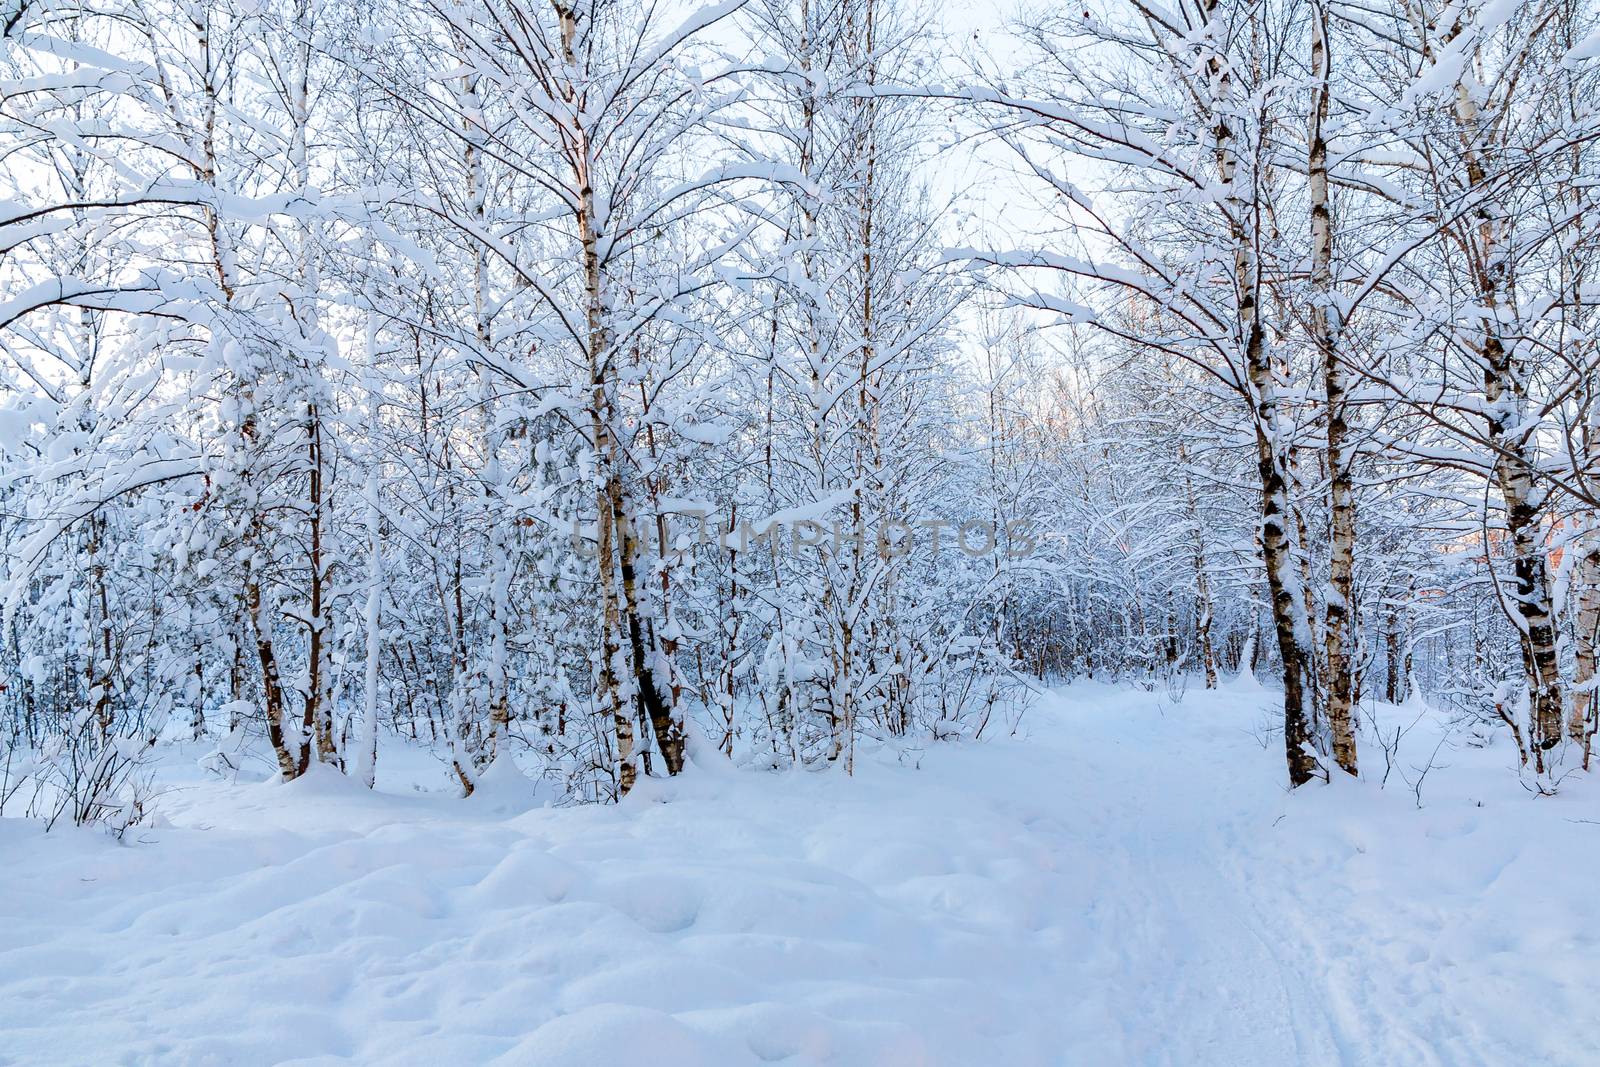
[3,0,1600,1061]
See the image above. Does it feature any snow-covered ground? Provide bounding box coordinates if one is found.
[4,677,1599,1066]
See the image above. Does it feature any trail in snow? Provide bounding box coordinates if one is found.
[2,677,1598,1066]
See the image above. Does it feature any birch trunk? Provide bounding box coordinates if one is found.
[1208,0,1320,786]
[355,337,383,790]
[1177,442,1218,689]
[1570,528,1599,767]
[1309,0,1357,776]
[557,2,635,797]
[1445,27,1564,768]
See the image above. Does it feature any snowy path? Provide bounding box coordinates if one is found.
[3,679,1598,1065]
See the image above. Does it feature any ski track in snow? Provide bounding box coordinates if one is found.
[3,677,1599,1066]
